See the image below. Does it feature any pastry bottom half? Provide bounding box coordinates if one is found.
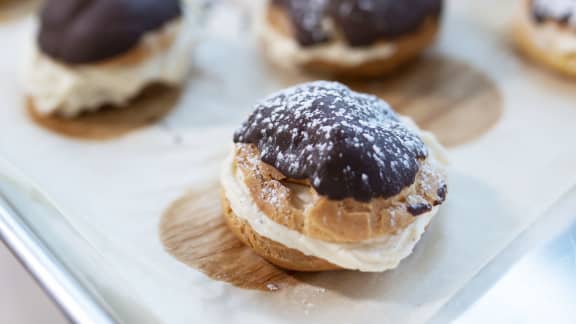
[221,193,341,272]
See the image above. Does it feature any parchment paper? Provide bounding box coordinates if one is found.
[1,0,576,323]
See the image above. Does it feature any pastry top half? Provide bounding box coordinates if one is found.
[531,0,576,26]
[232,81,447,243]
[270,0,443,47]
[38,0,182,64]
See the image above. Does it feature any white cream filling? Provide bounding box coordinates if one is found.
[258,13,396,69]
[23,12,195,117]
[221,122,446,273]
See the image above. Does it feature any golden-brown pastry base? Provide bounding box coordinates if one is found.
[233,143,447,243]
[264,5,440,78]
[221,193,341,272]
[514,0,576,77]
[27,84,180,140]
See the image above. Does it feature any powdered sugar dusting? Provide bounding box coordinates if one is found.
[234,81,428,202]
[266,283,280,291]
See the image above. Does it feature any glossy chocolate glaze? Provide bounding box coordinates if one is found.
[38,0,181,64]
[234,81,428,202]
[271,0,443,47]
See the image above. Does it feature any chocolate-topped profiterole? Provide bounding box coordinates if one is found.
[24,0,193,118]
[39,0,181,64]
[221,81,448,272]
[234,81,427,202]
[272,0,443,47]
[260,0,444,77]
[515,0,576,77]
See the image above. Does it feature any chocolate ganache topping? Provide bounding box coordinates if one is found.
[532,0,576,25]
[234,81,428,202]
[271,0,443,47]
[38,0,181,64]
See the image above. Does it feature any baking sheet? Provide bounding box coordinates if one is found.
[2,0,576,323]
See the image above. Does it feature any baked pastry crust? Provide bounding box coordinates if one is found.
[233,143,447,243]
[25,83,178,139]
[262,5,440,78]
[222,193,341,272]
[514,0,576,77]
